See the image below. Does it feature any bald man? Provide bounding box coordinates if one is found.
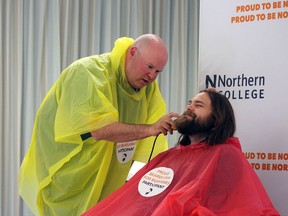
[19,34,179,216]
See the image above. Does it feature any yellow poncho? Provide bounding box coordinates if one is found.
[19,37,168,216]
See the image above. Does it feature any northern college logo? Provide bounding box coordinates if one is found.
[205,74,265,100]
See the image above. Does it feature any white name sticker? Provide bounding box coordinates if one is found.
[138,167,174,197]
[116,141,136,164]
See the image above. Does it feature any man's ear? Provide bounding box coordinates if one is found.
[212,116,218,127]
[130,46,137,56]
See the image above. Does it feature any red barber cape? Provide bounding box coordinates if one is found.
[82,137,279,216]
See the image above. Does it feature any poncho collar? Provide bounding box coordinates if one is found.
[179,137,241,151]
[110,37,147,97]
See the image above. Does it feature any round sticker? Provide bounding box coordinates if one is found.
[138,167,174,197]
[116,141,136,164]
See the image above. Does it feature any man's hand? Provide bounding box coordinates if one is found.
[149,112,180,136]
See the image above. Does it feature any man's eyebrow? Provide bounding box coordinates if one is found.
[146,62,163,72]
[145,62,153,68]
[192,99,205,105]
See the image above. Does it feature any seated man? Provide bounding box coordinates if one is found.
[82,89,280,216]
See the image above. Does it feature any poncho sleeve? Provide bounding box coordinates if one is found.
[53,58,118,144]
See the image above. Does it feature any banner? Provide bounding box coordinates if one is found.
[199,0,288,215]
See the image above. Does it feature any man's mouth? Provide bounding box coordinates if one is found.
[183,111,196,119]
[141,78,149,85]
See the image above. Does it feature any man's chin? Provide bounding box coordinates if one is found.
[174,115,194,125]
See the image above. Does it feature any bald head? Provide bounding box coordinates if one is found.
[133,34,168,62]
[125,34,168,89]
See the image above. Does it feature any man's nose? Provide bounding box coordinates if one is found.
[148,71,158,80]
[186,104,194,111]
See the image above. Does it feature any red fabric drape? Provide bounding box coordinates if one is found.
[82,137,280,216]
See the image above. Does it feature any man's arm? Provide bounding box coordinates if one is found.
[91,112,179,142]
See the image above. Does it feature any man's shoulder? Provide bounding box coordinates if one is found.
[220,137,242,150]
[72,53,111,66]
[214,138,245,163]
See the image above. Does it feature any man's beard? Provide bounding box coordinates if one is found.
[174,112,215,135]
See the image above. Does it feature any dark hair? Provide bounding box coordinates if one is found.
[202,88,236,144]
[179,88,236,146]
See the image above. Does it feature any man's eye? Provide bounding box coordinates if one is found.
[147,64,153,69]
[195,104,204,108]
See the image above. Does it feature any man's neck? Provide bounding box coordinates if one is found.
[188,134,207,144]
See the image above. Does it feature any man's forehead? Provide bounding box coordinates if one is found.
[191,92,211,105]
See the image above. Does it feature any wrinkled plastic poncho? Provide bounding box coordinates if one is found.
[82,137,280,216]
[18,37,168,216]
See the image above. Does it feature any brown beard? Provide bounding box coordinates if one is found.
[174,112,215,135]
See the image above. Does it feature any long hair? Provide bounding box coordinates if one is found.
[178,89,236,146]
[203,89,236,145]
